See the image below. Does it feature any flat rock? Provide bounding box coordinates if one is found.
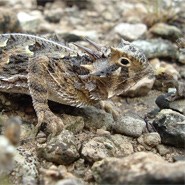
[114,23,147,41]
[153,109,185,148]
[92,152,185,184]
[81,134,133,162]
[132,39,178,59]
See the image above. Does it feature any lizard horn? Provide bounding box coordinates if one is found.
[80,64,94,72]
[84,37,102,51]
[73,43,101,59]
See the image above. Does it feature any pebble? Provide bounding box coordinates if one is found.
[137,132,161,150]
[132,39,178,59]
[17,11,44,32]
[114,23,147,41]
[150,23,182,40]
[156,144,170,156]
[37,130,80,165]
[113,115,146,137]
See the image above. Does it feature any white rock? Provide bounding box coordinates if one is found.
[17,11,44,32]
[114,23,147,41]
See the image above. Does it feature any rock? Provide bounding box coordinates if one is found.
[55,179,84,185]
[114,23,147,41]
[0,136,15,176]
[137,132,161,150]
[40,165,78,185]
[63,114,84,134]
[13,147,38,185]
[44,8,63,23]
[119,2,148,23]
[92,152,185,184]
[37,130,80,165]
[121,75,155,97]
[0,135,38,185]
[81,134,133,162]
[150,58,180,91]
[0,8,21,33]
[169,100,185,115]
[132,39,178,59]
[17,11,44,32]
[81,106,114,130]
[150,23,182,40]
[178,52,185,64]
[70,30,98,40]
[153,109,185,148]
[0,0,35,9]
[113,115,146,137]
[156,144,170,156]
[151,59,180,81]
[173,155,185,162]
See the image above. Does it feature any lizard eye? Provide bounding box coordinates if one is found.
[119,57,130,66]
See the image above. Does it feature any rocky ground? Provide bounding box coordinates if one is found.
[0,0,185,184]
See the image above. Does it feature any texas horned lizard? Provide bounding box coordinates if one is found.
[0,33,154,137]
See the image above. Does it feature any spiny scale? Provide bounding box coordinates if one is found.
[0,33,154,137]
[0,33,76,58]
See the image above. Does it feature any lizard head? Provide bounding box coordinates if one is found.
[76,39,155,100]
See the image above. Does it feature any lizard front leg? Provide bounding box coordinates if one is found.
[28,56,64,137]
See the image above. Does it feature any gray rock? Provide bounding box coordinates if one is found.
[113,115,146,137]
[44,8,63,23]
[150,23,182,40]
[132,39,178,59]
[81,134,133,162]
[92,152,185,185]
[37,130,80,165]
[114,23,147,41]
[153,109,185,148]
[81,106,114,130]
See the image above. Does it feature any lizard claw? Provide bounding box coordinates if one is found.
[34,111,64,139]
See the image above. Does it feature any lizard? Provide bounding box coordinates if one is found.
[0,33,155,137]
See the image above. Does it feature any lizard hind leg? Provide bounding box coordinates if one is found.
[28,55,64,138]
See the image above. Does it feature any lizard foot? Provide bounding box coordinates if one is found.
[34,110,64,139]
[100,100,121,121]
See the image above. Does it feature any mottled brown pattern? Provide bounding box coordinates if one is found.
[0,33,154,137]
